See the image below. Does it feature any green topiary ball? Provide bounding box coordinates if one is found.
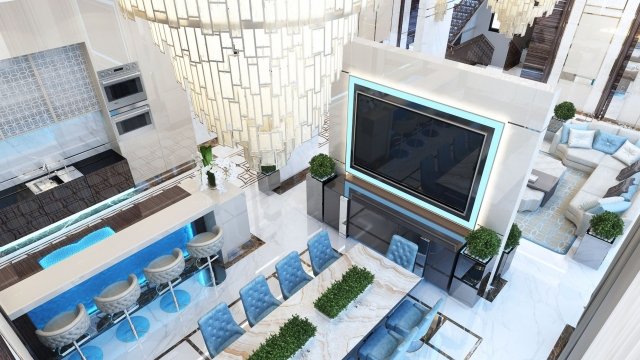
[554,101,576,121]
[309,153,336,180]
[506,223,521,250]
[465,227,501,260]
[590,211,624,241]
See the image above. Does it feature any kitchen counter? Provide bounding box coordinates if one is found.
[0,150,126,210]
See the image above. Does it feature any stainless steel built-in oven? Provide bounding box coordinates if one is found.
[98,62,147,113]
[112,102,153,136]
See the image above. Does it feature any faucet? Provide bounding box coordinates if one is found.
[41,161,50,176]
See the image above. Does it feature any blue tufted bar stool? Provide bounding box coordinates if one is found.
[307,230,341,276]
[239,275,282,327]
[275,251,313,300]
[198,302,245,357]
[385,235,418,271]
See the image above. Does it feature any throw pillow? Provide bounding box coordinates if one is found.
[604,179,634,198]
[613,140,640,166]
[560,123,589,144]
[592,131,628,154]
[616,160,640,181]
[622,184,638,201]
[568,129,596,149]
[599,199,632,214]
[599,196,625,204]
[586,204,605,215]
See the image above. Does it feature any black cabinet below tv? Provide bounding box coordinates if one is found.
[342,176,466,291]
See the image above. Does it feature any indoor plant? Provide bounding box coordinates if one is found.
[314,266,374,319]
[258,164,280,192]
[198,145,216,188]
[306,153,337,221]
[496,223,522,278]
[309,153,336,181]
[465,227,501,261]
[553,101,576,122]
[248,315,316,360]
[574,211,624,269]
[588,211,624,243]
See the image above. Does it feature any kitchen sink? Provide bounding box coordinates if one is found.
[26,166,83,194]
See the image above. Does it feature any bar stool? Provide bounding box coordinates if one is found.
[144,248,188,313]
[94,274,149,343]
[36,304,102,360]
[186,226,224,288]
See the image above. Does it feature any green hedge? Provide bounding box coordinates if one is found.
[248,315,316,360]
[314,266,374,318]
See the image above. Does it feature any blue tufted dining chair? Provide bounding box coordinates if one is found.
[385,235,418,271]
[275,251,313,300]
[239,275,282,327]
[198,303,245,357]
[307,230,341,276]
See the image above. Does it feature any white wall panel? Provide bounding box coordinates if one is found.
[563,13,619,79]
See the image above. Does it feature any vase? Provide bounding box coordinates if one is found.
[207,171,216,189]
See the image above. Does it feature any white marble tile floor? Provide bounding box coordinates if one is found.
[73,171,616,360]
[428,320,480,360]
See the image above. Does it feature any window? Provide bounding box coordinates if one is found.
[489,13,500,32]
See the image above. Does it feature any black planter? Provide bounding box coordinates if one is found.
[496,246,517,279]
[258,169,281,193]
[306,173,336,222]
[207,171,216,188]
[449,245,496,307]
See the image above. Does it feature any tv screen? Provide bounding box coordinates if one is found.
[347,77,502,227]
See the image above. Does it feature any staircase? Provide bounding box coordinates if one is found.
[448,0,484,44]
[520,0,574,82]
[445,34,494,66]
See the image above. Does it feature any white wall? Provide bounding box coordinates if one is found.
[413,0,455,58]
[331,38,557,241]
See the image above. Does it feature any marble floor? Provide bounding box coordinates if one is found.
[69,156,622,360]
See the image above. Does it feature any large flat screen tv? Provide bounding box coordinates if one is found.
[345,76,503,228]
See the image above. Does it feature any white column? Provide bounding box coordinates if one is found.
[413,0,455,58]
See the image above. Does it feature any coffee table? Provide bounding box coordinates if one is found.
[527,169,560,207]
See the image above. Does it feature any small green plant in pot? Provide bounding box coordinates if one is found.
[465,227,501,261]
[589,211,624,243]
[554,101,576,122]
[506,223,521,251]
[309,153,335,181]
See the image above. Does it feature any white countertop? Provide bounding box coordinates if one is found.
[0,178,244,320]
[217,243,421,359]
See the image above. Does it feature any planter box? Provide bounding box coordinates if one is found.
[573,230,615,269]
[449,245,495,307]
[306,173,335,222]
[258,169,281,193]
[496,246,517,278]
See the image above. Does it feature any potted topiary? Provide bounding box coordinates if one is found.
[258,164,281,193]
[574,211,624,269]
[306,154,337,222]
[554,101,576,122]
[450,227,501,307]
[496,223,521,278]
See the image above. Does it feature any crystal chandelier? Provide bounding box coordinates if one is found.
[435,0,447,21]
[487,0,559,37]
[117,0,371,169]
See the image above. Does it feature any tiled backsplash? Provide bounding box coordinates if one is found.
[0,43,99,139]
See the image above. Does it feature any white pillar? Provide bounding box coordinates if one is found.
[414,0,456,58]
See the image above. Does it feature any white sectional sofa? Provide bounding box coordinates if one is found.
[549,119,640,236]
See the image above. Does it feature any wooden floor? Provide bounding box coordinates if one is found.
[0,186,190,291]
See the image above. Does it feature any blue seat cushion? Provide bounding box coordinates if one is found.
[39,227,115,268]
[386,300,427,338]
[358,326,401,360]
[560,123,589,144]
[198,303,245,357]
[315,252,339,274]
[253,304,280,325]
[308,231,341,276]
[592,131,627,154]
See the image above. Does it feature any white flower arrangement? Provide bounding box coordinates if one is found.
[194,149,240,192]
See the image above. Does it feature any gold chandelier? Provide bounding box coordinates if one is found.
[487,0,559,37]
[117,0,372,169]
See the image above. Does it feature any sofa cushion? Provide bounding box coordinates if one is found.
[622,184,638,201]
[600,155,627,171]
[618,128,640,144]
[600,199,632,214]
[604,179,634,198]
[617,160,640,181]
[580,164,620,196]
[589,121,621,134]
[613,140,640,166]
[592,131,627,155]
[565,148,606,169]
[568,129,596,149]
[561,123,589,144]
[568,191,601,217]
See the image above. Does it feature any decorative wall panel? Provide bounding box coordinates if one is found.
[0,44,99,139]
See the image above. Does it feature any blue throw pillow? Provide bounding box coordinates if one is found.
[622,184,638,201]
[601,200,631,214]
[592,131,627,154]
[586,204,604,215]
[560,123,589,144]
